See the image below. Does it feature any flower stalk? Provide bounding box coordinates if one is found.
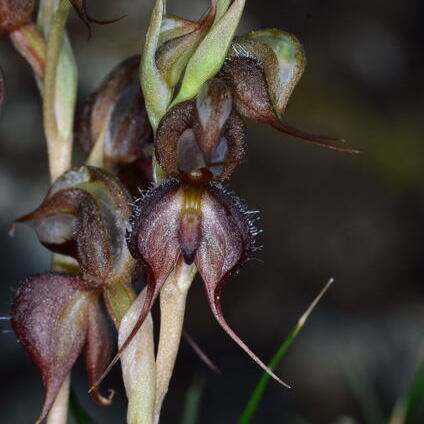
[46,375,70,424]
[154,261,197,423]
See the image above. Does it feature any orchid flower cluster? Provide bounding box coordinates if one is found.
[1,0,355,423]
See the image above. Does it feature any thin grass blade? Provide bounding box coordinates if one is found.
[181,374,205,424]
[238,278,334,424]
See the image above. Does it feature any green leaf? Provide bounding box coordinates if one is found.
[388,351,424,424]
[182,374,205,424]
[404,361,424,421]
[340,354,385,424]
[140,0,171,130]
[171,0,246,107]
[238,279,334,424]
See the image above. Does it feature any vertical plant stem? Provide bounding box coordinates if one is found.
[46,375,71,424]
[36,2,77,423]
[42,0,74,181]
[154,261,197,423]
[119,289,156,424]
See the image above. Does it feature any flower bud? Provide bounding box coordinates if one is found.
[0,0,34,33]
[220,30,357,152]
[156,79,246,181]
[15,166,135,286]
[76,55,153,172]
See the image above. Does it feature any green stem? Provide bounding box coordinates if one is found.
[43,0,73,181]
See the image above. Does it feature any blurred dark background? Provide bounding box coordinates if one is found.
[1,0,424,423]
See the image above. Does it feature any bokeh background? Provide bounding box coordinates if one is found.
[1,0,424,423]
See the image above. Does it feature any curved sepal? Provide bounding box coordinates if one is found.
[84,299,114,405]
[195,184,290,387]
[11,272,93,423]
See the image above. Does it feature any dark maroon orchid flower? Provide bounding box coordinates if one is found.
[15,166,136,287]
[11,166,137,421]
[95,176,289,389]
[90,75,289,388]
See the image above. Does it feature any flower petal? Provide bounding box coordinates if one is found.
[84,299,114,405]
[195,185,290,387]
[10,272,93,423]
